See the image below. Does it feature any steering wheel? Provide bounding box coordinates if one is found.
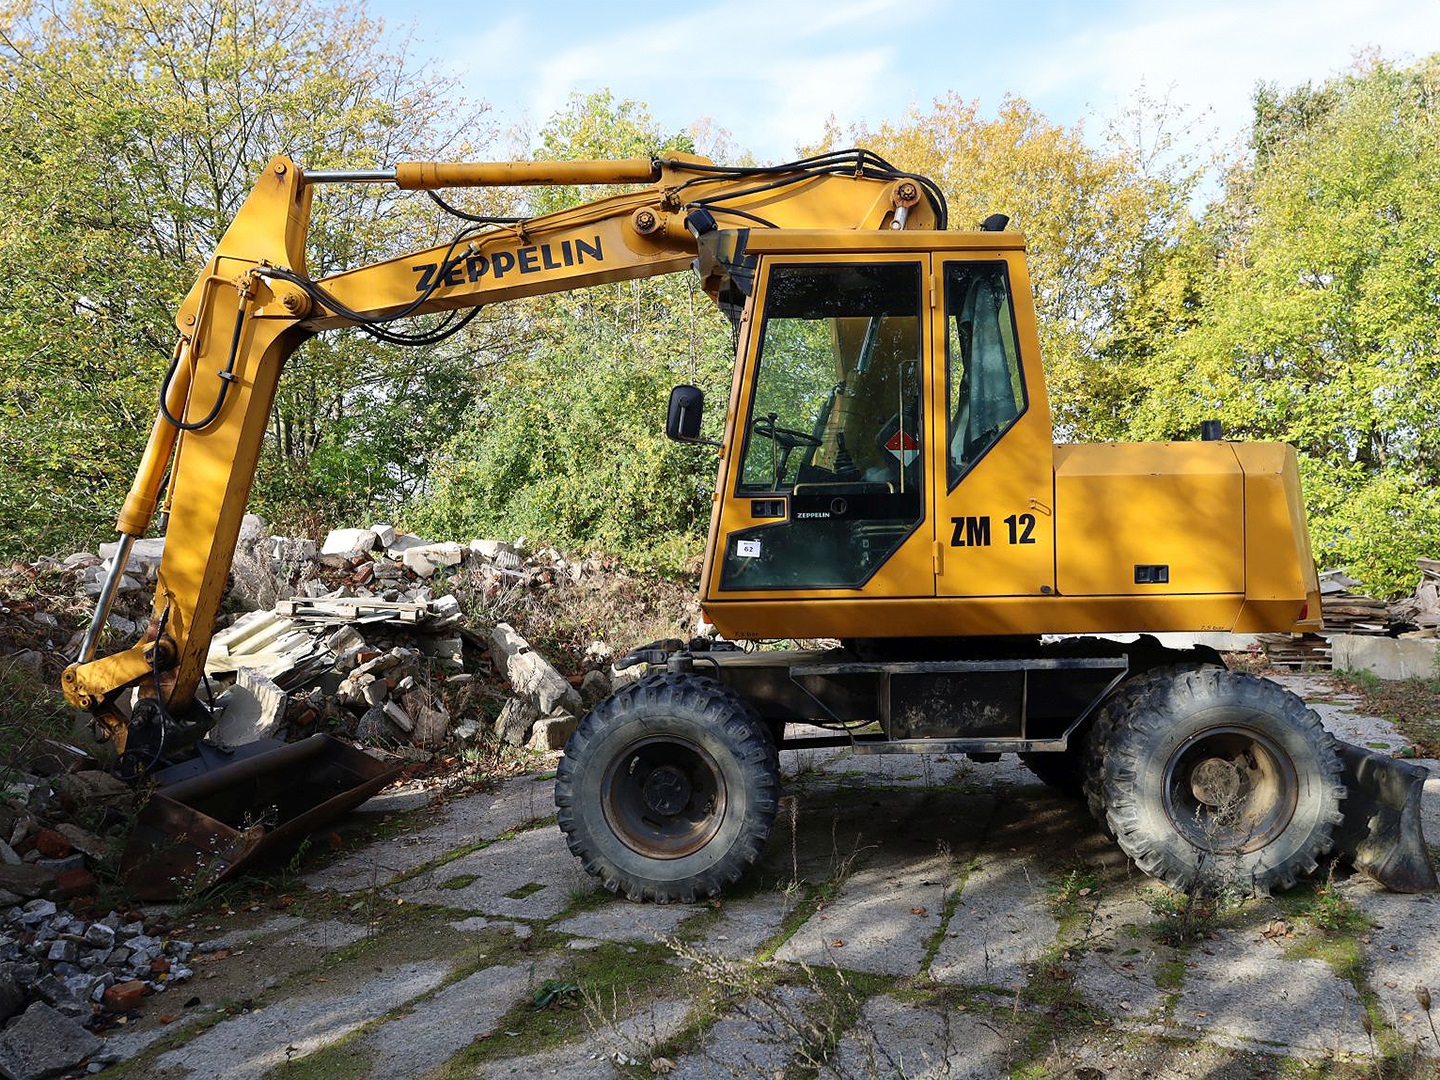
[752,415,821,451]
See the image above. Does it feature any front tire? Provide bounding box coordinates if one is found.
[555,673,779,903]
[1101,667,1344,896]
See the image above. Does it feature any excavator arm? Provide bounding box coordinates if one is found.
[61,150,943,758]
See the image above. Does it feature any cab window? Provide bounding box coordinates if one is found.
[946,262,1025,489]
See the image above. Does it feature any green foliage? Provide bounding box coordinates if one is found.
[0,0,489,557]
[413,277,732,574]
[412,91,732,573]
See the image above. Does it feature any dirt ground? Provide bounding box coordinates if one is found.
[93,672,1440,1080]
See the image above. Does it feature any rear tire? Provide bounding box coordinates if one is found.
[1020,744,1086,798]
[555,673,779,903]
[1100,667,1344,896]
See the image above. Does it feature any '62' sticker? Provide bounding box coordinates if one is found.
[736,540,762,558]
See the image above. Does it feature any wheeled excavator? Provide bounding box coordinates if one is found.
[61,149,1435,900]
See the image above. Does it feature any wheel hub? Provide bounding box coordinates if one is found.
[1163,724,1298,854]
[600,735,727,860]
[642,765,693,816]
[1190,757,1243,808]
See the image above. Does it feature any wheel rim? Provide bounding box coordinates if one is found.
[1162,724,1298,854]
[601,734,727,860]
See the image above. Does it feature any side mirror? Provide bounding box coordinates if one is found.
[666,385,720,446]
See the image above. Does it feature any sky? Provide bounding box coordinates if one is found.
[365,0,1440,164]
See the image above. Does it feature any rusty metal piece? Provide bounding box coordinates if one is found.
[1333,741,1438,893]
[119,734,402,899]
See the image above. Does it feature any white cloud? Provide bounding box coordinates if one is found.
[1020,0,1438,143]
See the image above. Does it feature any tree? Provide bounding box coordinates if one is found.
[819,93,1203,441]
[0,0,493,556]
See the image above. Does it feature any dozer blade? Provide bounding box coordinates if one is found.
[1332,741,1438,893]
[120,734,403,900]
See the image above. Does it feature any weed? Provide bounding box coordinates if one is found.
[1048,866,1100,920]
[1142,887,1234,947]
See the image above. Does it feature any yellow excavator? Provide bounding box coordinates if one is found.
[61,150,1434,900]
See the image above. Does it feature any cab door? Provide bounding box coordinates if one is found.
[929,254,1056,597]
[708,254,936,599]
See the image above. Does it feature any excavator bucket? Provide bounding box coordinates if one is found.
[1331,741,1438,893]
[119,734,402,900]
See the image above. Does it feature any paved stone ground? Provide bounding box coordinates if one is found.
[101,673,1440,1079]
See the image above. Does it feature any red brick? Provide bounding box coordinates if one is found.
[53,867,97,899]
[104,980,147,1012]
[34,828,72,859]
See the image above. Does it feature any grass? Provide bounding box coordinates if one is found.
[0,654,79,769]
[1333,668,1440,758]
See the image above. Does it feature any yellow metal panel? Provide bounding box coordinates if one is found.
[702,593,1248,641]
[1055,443,1245,597]
[1232,443,1321,632]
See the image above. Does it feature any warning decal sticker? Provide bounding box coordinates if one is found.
[884,429,919,467]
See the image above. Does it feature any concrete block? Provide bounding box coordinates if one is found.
[490,623,583,717]
[384,533,429,556]
[212,669,287,745]
[494,698,539,747]
[1332,634,1440,680]
[469,539,515,560]
[401,542,465,578]
[320,528,377,556]
[99,537,165,576]
[527,715,577,752]
[370,522,398,547]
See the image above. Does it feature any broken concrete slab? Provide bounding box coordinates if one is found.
[401,541,465,578]
[319,528,377,556]
[1173,930,1371,1056]
[490,623,583,718]
[99,536,166,576]
[362,960,563,1079]
[1070,894,1174,1021]
[821,994,1018,1079]
[704,890,795,959]
[929,857,1058,990]
[154,960,449,1079]
[666,985,814,1079]
[479,996,691,1079]
[393,823,597,919]
[550,902,694,943]
[210,668,286,745]
[200,915,370,953]
[1340,879,1440,1055]
[776,855,950,976]
[494,697,541,747]
[469,539,515,561]
[0,1002,103,1080]
[529,715,577,752]
[305,775,559,894]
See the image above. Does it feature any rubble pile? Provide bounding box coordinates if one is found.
[0,760,211,1076]
[1388,558,1440,638]
[198,520,630,756]
[1,515,653,765]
